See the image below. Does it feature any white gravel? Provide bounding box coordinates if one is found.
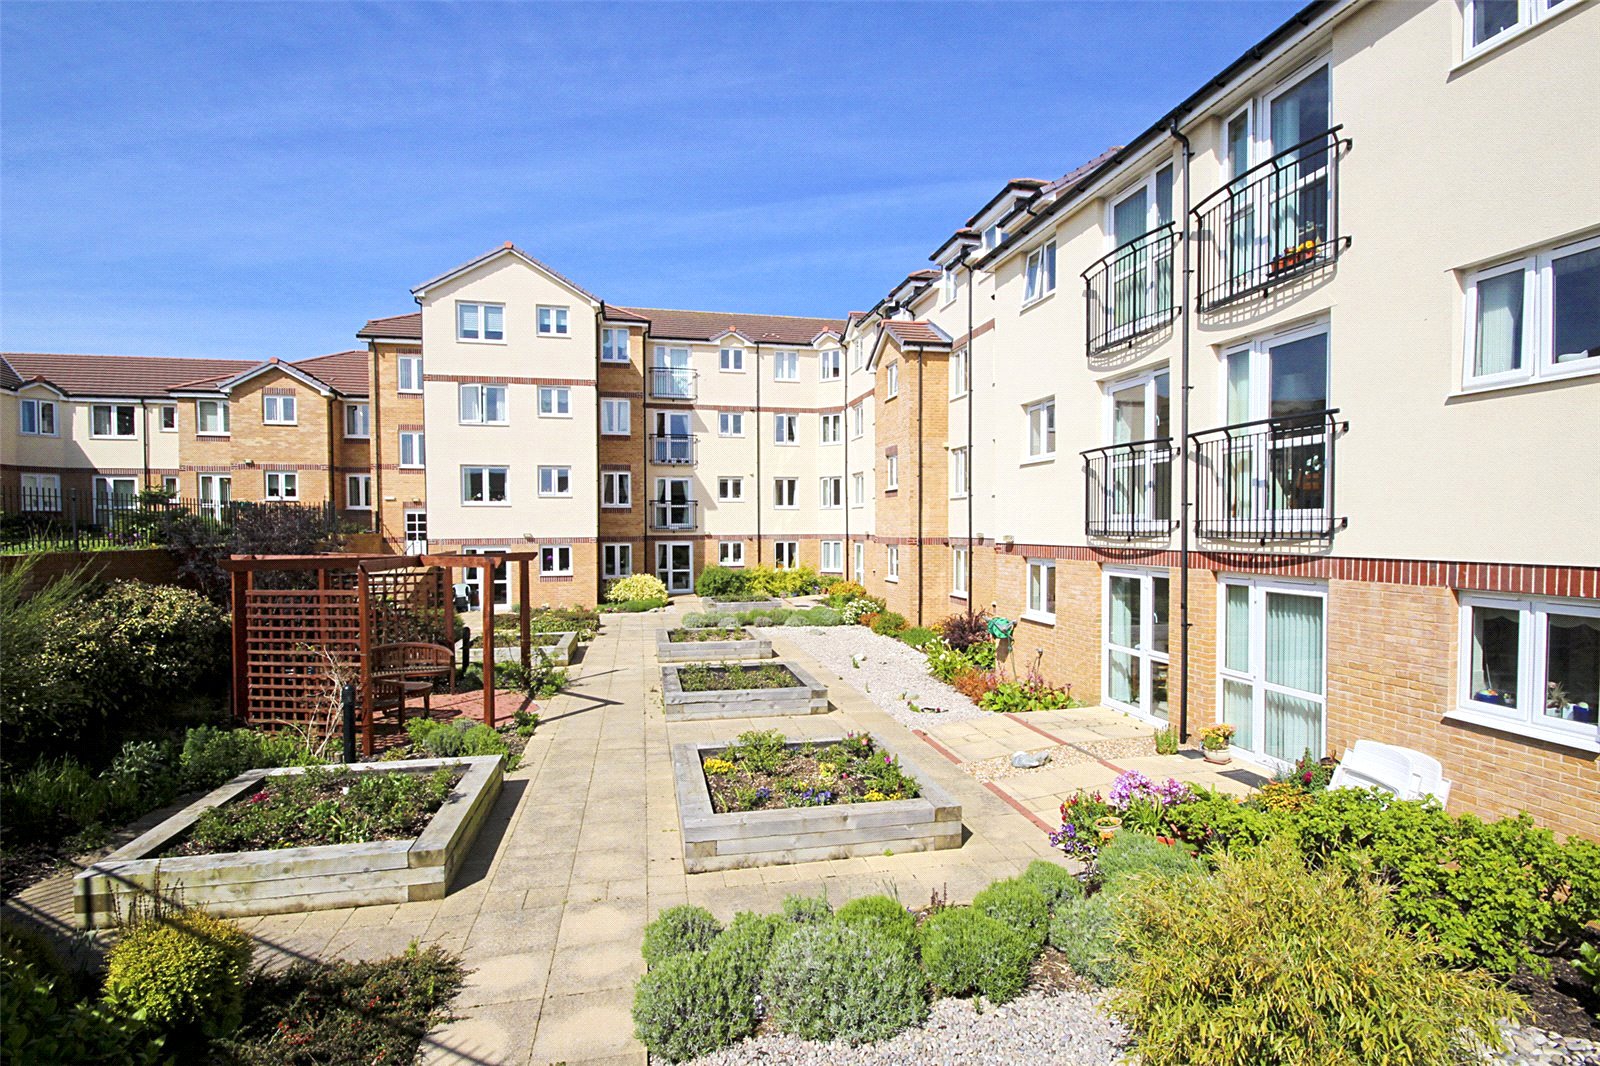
[754,626,988,728]
[685,987,1129,1066]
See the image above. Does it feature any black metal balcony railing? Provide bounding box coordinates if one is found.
[649,499,698,530]
[1082,223,1180,355]
[649,434,697,465]
[1192,127,1351,313]
[1189,409,1347,542]
[1081,438,1177,538]
[648,366,698,400]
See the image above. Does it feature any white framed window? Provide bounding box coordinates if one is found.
[983,223,1005,250]
[399,430,425,468]
[264,471,299,501]
[820,349,842,380]
[457,302,504,342]
[950,348,968,399]
[1023,240,1058,305]
[19,473,61,510]
[952,547,968,597]
[719,541,745,567]
[602,542,633,579]
[159,405,177,432]
[602,471,632,508]
[941,266,959,306]
[886,545,900,582]
[601,397,631,435]
[537,305,570,336]
[719,411,745,437]
[820,540,843,573]
[197,399,230,435]
[346,474,373,510]
[1463,235,1600,389]
[91,404,137,439]
[161,475,179,495]
[951,446,969,498]
[774,414,798,445]
[1462,0,1571,59]
[541,545,573,576]
[1026,559,1057,623]
[602,327,631,363]
[538,465,572,497]
[198,474,231,517]
[463,547,509,608]
[537,386,572,417]
[886,362,900,399]
[1105,162,1177,332]
[397,355,424,392]
[774,541,799,569]
[263,394,297,425]
[1104,567,1174,724]
[851,473,865,507]
[853,541,865,581]
[852,338,864,371]
[1455,594,1600,749]
[718,476,744,502]
[1104,369,1175,530]
[850,402,865,439]
[18,398,57,436]
[459,383,508,424]
[820,476,843,509]
[1025,397,1056,460]
[719,347,745,372]
[1216,577,1328,766]
[773,478,798,508]
[773,351,799,381]
[820,412,842,444]
[344,402,370,438]
[461,465,509,505]
[886,453,899,491]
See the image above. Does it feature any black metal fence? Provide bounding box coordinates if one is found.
[1082,223,1180,355]
[649,434,697,465]
[648,366,698,400]
[1082,438,1177,538]
[0,487,337,554]
[1192,127,1351,313]
[1189,409,1347,542]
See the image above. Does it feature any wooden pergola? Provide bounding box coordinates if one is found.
[223,551,550,756]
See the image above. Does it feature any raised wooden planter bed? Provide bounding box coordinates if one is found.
[468,630,577,666]
[704,598,784,614]
[672,732,963,872]
[660,660,828,720]
[73,756,503,928]
[656,628,773,663]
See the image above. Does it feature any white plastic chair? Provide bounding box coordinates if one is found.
[1328,745,1416,798]
[1351,740,1452,804]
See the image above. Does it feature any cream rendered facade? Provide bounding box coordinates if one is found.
[0,385,180,501]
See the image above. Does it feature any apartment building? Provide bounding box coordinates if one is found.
[0,350,374,524]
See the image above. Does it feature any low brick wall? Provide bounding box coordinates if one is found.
[0,548,182,596]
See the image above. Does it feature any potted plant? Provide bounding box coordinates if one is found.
[1094,815,1123,841]
[1200,724,1235,765]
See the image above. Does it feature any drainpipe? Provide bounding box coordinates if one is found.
[326,393,338,517]
[841,339,849,577]
[1171,118,1194,745]
[642,323,652,581]
[963,250,975,616]
[139,399,151,488]
[369,343,383,544]
[915,343,925,627]
[754,342,763,567]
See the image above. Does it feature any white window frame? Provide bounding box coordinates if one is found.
[983,223,1005,250]
[345,473,373,510]
[198,474,232,517]
[951,446,969,499]
[398,430,425,468]
[397,354,424,392]
[540,544,574,576]
[718,476,744,502]
[852,338,864,371]
[820,412,842,445]
[19,473,61,510]
[343,402,370,439]
[602,542,633,579]
[774,414,798,446]
[820,349,842,381]
[601,397,631,436]
[773,477,798,509]
[820,476,843,509]
[601,470,632,509]
[851,472,865,508]
[159,404,177,432]
[886,362,900,399]
[263,394,298,426]
[1461,0,1571,61]
[1102,567,1174,725]
[950,347,968,399]
[719,541,745,567]
[951,547,968,598]
[264,470,299,501]
[941,266,959,307]
[601,327,631,363]
[820,540,844,574]
[853,541,866,581]
[537,305,570,337]
[197,399,230,436]
[457,301,505,343]
[1462,234,1600,390]
[1023,240,1058,306]
[719,347,746,373]
[1025,559,1057,624]
[1452,593,1600,751]
[463,547,510,608]
[91,403,138,439]
[718,411,745,438]
[19,398,57,436]
[1025,397,1056,461]
[773,350,799,382]
[459,383,509,425]
[1214,575,1329,768]
[886,545,900,583]
[461,465,509,506]
[537,386,572,418]
[538,465,572,498]
[774,541,799,569]
[850,402,865,439]
[161,475,179,495]
[1103,369,1174,532]
[886,453,899,491]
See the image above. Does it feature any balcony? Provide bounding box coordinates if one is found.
[649,499,698,531]
[650,434,697,465]
[649,366,698,401]
[1189,409,1347,543]
[1082,223,1180,354]
[1081,438,1177,538]
[1191,127,1352,313]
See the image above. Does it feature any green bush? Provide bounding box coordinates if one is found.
[599,596,669,613]
[917,906,1033,1005]
[897,626,939,648]
[641,906,722,968]
[871,611,908,636]
[780,893,833,926]
[762,922,926,1043]
[494,655,566,697]
[178,725,322,793]
[695,566,750,599]
[743,564,822,598]
[797,605,843,626]
[2,946,163,1065]
[835,895,916,950]
[104,908,253,1040]
[606,573,670,604]
[1021,859,1084,912]
[924,638,995,682]
[973,877,1050,952]
[631,912,782,1062]
[1108,841,1524,1066]
[1096,831,1201,889]
[1048,893,1125,986]
[403,718,512,763]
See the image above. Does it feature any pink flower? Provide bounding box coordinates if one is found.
[249,790,270,804]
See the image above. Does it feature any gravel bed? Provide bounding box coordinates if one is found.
[685,987,1129,1066]
[1484,1021,1600,1065]
[754,626,987,728]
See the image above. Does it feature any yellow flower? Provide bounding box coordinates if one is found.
[863,790,888,802]
[703,757,735,776]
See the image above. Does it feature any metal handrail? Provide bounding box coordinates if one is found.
[649,434,698,464]
[1081,436,1177,538]
[1188,409,1348,542]
[648,366,698,400]
[1081,222,1181,355]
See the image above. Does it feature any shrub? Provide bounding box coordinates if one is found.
[840,596,885,624]
[1021,859,1084,912]
[762,922,926,1043]
[695,566,750,599]
[951,669,998,701]
[1152,727,1179,755]
[798,605,843,626]
[871,611,908,636]
[979,674,1078,713]
[632,913,785,1061]
[935,610,991,651]
[918,907,1033,1005]
[835,894,916,950]
[1108,841,1524,1066]
[641,906,722,968]
[925,638,994,683]
[973,877,1050,952]
[404,717,512,762]
[606,573,670,604]
[823,580,866,605]
[780,893,833,926]
[178,725,322,793]
[104,908,253,1040]
[494,654,566,697]
[681,611,713,628]
[1096,831,1201,889]
[1048,893,1125,987]
[2,945,163,1065]
[897,626,939,648]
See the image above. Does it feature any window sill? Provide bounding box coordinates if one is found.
[264,422,299,428]
[1453,360,1600,398]
[885,488,899,496]
[1020,454,1056,467]
[344,434,371,441]
[601,503,632,510]
[540,572,574,579]
[950,592,968,601]
[90,435,139,441]
[538,414,574,420]
[461,501,512,507]
[398,388,425,395]
[1443,707,1599,753]
[885,576,899,584]
[536,334,572,341]
[1021,289,1057,313]
[1021,610,1056,626]
[600,357,631,366]
[601,430,630,437]
[457,338,508,346]
[399,464,425,471]
[950,391,969,402]
[346,505,374,512]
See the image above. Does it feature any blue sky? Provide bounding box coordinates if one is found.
[1,1,1303,360]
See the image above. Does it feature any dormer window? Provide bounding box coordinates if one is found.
[984,224,1006,250]
[942,266,960,305]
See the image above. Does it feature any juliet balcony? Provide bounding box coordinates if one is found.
[1189,409,1347,543]
[1082,223,1180,355]
[649,434,697,465]
[649,366,698,401]
[649,498,699,531]
[1081,437,1177,538]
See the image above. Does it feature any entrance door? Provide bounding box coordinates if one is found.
[403,510,428,554]
[1218,577,1327,766]
[93,476,137,523]
[1104,569,1171,723]
[463,547,509,610]
[656,541,693,594]
[198,474,232,521]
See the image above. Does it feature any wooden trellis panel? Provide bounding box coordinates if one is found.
[242,588,361,733]
[368,567,449,647]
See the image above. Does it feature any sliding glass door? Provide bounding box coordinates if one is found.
[1218,577,1326,766]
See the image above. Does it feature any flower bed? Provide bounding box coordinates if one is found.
[700,730,921,813]
[660,660,827,720]
[670,626,751,642]
[469,629,576,665]
[656,626,773,663]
